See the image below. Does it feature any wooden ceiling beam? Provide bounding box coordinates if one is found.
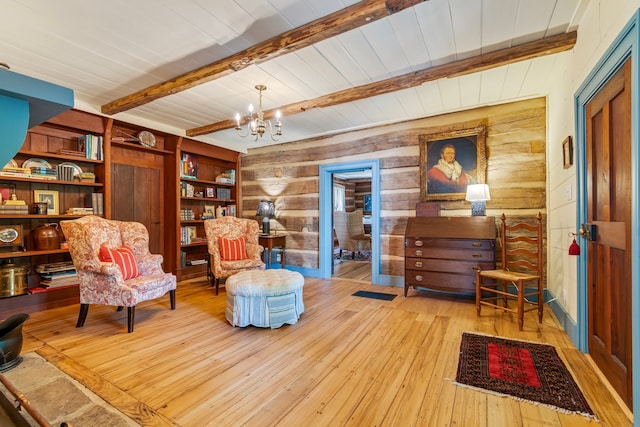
[186,31,577,137]
[101,0,426,115]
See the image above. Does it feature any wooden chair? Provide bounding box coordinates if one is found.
[475,213,543,331]
[333,209,371,259]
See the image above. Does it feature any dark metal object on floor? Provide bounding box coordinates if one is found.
[0,313,29,372]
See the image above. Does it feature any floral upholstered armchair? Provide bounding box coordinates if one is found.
[60,215,176,333]
[204,216,265,295]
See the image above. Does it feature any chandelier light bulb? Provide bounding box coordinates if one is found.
[234,85,282,142]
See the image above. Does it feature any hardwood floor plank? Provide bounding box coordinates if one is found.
[17,277,630,427]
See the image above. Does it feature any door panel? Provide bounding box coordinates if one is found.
[585,58,632,409]
[112,163,162,254]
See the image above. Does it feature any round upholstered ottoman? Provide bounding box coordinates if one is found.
[225,269,304,328]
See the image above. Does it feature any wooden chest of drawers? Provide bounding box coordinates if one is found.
[404,216,496,296]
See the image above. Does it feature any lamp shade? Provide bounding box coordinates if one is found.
[465,184,491,201]
[256,200,275,235]
[256,200,275,217]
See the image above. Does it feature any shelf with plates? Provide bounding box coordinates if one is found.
[0,109,107,312]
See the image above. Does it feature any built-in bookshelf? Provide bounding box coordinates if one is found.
[176,138,240,281]
[0,109,107,316]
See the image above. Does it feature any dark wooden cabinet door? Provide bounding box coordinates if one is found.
[111,163,162,254]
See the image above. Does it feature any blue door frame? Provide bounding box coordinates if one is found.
[319,160,380,283]
[574,10,640,415]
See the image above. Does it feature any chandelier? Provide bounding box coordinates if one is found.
[235,84,282,141]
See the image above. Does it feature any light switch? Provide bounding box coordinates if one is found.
[566,184,572,201]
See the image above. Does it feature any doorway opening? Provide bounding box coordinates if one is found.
[319,160,380,284]
[332,170,372,281]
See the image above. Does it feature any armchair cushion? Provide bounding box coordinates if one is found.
[219,237,247,261]
[99,245,140,280]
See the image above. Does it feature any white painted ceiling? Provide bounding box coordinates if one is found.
[0,0,586,153]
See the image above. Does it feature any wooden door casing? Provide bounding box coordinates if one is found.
[585,58,633,409]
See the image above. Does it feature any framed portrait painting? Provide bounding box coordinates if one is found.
[419,125,487,201]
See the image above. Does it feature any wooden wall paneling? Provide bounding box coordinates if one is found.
[240,97,547,282]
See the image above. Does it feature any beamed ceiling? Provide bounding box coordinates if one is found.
[1,0,586,152]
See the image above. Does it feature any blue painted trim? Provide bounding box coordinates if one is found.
[319,160,380,282]
[548,290,578,344]
[574,9,640,414]
[282,265,321,278]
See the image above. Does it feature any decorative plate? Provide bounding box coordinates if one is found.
[3,159,17,170]
[137,131,156,148]
[58,161,83,177]
[22,158,52,169]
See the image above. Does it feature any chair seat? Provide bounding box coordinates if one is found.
[478,269,540,282]
[219,258,265,272]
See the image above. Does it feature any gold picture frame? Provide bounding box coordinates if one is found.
[33,190,59,215]
[562,136,573,169]
[419,125,487,201]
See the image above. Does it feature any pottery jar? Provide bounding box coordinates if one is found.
[33,223,60,250]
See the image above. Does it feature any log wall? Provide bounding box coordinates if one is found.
[240,97,546,279]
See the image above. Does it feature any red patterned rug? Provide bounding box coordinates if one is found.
[455,332,596,419]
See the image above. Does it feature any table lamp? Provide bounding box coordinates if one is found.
[256,200,275,235]
[465,184,490,216]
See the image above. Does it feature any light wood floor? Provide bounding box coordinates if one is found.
[333,259,372,281]
[20,276,630,427]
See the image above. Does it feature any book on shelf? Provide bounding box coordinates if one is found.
[216,169,236,184]
[0,205,29,214]
[66,207,94,215]
[186,259,207,266]
[78,134,104,160]
[85,193,103,215]
[216,187,231,200]
[35,261,75,274]
[180,225,198,245]
[223,204,236,217]
[56,149,86,157]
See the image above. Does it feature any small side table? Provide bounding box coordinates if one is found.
[259,234,286,269]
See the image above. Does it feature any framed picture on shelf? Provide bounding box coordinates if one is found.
[33,190,59,215]
[205,187,215,198]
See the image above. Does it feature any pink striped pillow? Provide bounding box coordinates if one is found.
[99,245,140,280]
[218,237,247,261]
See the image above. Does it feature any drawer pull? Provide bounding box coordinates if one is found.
[415,275,423,282]
[414,240,424,247]
[472,253,482,258]
[472,242,482,247]
[414,261,423,268]
[472,265,481,271]
[415,250,423,256]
